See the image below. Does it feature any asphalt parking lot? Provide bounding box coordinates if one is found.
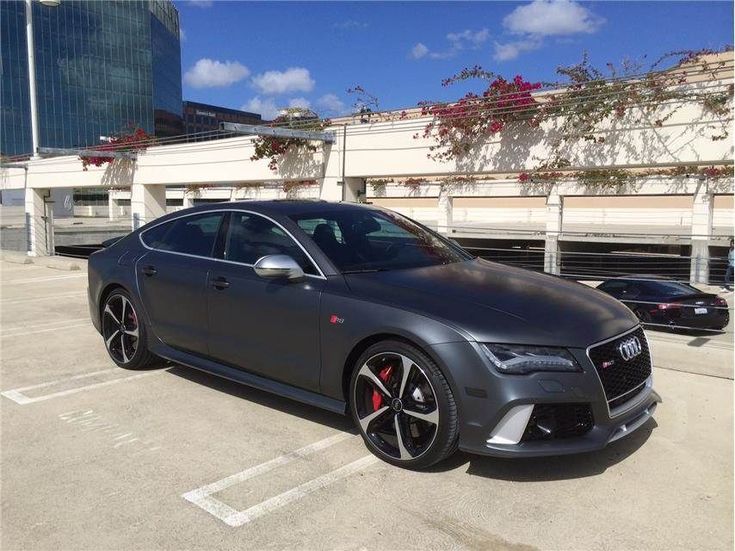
[1,258,732,550]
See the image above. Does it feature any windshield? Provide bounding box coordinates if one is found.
[291,208,471,273]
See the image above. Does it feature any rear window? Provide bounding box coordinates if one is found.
[640,280,698,297]
[141,213,224,257]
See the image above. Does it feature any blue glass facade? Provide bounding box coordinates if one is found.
[0,1,32,156]
[0,0,182,157]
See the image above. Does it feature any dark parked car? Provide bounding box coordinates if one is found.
[597,276,729,331]
[88,201,660,469]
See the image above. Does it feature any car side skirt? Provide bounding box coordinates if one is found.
[150,342,347,415]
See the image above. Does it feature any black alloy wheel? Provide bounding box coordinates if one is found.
[350,340,458,469]
[102,290,157,369]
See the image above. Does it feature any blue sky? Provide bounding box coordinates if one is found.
[176,1,734,119]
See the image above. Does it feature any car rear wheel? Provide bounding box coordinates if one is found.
[349,340,459,469]
[102,290,158,370]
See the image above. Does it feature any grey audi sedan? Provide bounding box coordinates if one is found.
[88,200,660,469]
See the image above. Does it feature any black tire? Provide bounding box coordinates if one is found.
[349,340,459,469]
[101,289,158,370]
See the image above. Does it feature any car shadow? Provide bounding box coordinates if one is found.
[165,363,354,433]
[644,324,726,337]
[166,362,657,482]
[430,418,657,481]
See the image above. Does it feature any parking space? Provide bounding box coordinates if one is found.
[1,259,733,550]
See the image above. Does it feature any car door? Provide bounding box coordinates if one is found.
[206,210,325,392]
[137,211,225,355]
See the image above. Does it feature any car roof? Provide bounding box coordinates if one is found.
[605,274,673,282]
[187,199,379,217]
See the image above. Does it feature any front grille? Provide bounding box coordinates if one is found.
[588,327,651,407]
[522,404,594,441]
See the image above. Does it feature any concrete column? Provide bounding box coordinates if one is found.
[318,132,345,202]
[319,176,342,202]
[544,188,563,275]
[108,192,117,221]
[690,181,713,284]
[182,192,194,210]
[342,177,366,203]
[25,187,51,256]
[130,183,166,230]
[437,186,453,235]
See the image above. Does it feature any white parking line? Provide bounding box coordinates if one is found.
[223,455,378,527]
[1,291,86,304]
[1,317,90,333]
[1,322,91,338]
[1,368,164,405]
[2,274,86,284]
[182,432,377,527]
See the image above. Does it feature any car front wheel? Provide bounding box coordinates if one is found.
[349,340,459,469]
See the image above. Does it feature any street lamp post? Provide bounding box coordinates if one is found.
[24,0,60,257]
[25,0,60,158]
[24,0,40,158]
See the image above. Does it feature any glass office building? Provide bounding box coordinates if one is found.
[0,0,182,158]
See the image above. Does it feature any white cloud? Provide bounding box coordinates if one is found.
[288,97,311,109]
[242,97,282,120]
[493,0,604,61]
[333,20,368,30]
[503,0,604,37]
[447,29,490,49]
[493,39,542,61]
[410,43,429,60]
[316,93,348,116]
[188,0,213,7]
[179,28,186,42]
[184,58,250,88]
[251,67,315,95]
[409,29,489,60]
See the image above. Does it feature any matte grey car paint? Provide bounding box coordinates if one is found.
[88,200,660,457]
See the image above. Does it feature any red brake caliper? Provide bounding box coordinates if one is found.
[372,365,393,411]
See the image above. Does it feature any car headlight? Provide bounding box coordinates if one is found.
[481,344,581,375]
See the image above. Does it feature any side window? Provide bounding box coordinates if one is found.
[600,281,627,295]
[225,213,318,276]
[141,212,224,257]
[625,283,641,298]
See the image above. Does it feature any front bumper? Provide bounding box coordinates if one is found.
[430,339,661,458]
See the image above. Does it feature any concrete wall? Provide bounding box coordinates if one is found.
[1,77,732,193]
[2,71,731,271]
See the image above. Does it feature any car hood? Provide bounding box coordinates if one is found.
[344,259,638,348]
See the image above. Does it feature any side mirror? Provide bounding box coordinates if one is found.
[253,255,305,281]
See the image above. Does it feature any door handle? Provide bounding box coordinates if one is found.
[141,265,157,276]
[211,276,230,290]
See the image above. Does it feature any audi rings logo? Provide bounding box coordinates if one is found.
[617,336,642,361]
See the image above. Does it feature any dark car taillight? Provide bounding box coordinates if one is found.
[657,303,682,310]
